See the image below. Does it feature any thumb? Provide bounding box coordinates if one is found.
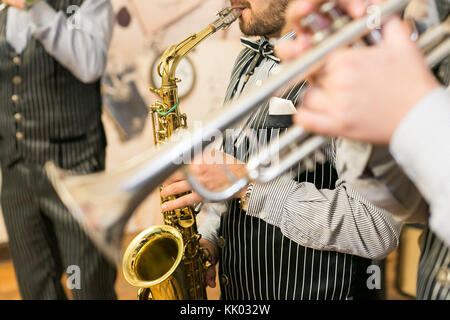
[382,16,414,49]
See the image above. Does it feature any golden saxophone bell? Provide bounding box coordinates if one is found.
[122,225,186,300]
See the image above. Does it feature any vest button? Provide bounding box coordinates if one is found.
[13,56,21,65]
[12,76,22,86]
[437,267,450,287]
[217,236,226,249]
[220,274,230,286]
[16,132,24,141]
[14,113,23,122]
[11,94,20,103]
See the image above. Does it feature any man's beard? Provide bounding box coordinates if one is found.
[234,0,290,37]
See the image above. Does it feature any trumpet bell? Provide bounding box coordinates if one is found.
[45,161,142,263]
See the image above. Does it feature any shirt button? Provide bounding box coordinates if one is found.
[12,76,22,86]
[11,94,20,103]
[14,113,23,122]
[217,236,226,249]
[16,132,24,141]
[12,56,21,65]
[220,274,230,286]
[256,79,263,87]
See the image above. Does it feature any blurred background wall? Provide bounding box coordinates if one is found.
[103,0,243,235]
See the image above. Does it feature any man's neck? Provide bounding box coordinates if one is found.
[264,23,293,40]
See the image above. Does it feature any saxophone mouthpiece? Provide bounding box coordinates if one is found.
[212,7,242,30]
[231,7,243,18]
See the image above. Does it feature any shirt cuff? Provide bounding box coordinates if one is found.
[198,204,225,247]
[390,87,450,183]
[28,1,57,29]
[246,174,297,226]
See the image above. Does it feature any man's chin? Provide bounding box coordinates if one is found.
[239,21,257,37]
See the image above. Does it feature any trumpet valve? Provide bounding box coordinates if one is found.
[300,12,333,44]
[320,2,350,30]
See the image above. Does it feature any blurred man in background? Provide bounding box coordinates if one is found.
[0,0,116,299]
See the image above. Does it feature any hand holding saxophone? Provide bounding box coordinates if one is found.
[199,238,219,288]
[161,149,248,212]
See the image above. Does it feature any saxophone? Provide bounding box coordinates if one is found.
[122,7,241,300]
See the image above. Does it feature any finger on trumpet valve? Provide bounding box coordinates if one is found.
[300,12,333,45]
[320,2,350,30]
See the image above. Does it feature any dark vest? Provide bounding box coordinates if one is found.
[0,0,106,170]
[434,0,450,86]
[218,49,377,300]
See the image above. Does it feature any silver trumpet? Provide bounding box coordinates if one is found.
[45,0,448,262]
[189,13,450,202]
[187,17,450,202]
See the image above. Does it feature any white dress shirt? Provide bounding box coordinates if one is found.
[390,87,450,246]
[6,0,114,83]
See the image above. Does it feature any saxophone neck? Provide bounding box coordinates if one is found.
[159,7,242,87]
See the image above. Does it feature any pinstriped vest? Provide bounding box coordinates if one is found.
[433,0,450,86]
[416,1,450,300]
[218,45,377,300]
[0,0,106,170]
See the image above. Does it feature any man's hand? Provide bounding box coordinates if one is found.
[3,0,26,10]
[275,0,440,144]
[200,238,219,288]
[276,0,367,60]
[294,17,440,144]
[161,150,248,212]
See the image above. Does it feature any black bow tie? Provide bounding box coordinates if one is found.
[240,37,281,63]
